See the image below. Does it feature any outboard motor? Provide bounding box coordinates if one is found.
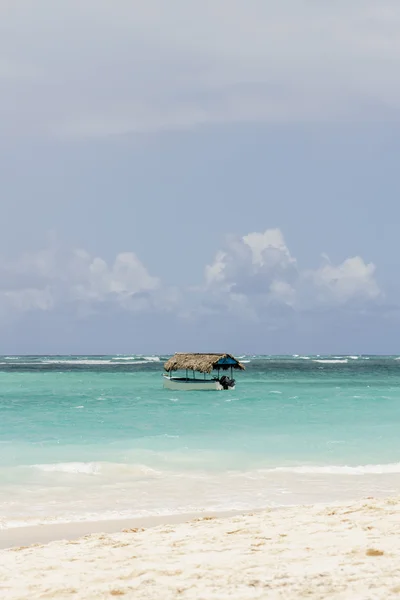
[219,375,235,390]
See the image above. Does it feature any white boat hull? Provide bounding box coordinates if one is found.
[163,375,234,391]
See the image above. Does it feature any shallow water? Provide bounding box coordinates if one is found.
[1,355,400,528]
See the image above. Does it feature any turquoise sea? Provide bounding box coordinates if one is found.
[2,354,400,528]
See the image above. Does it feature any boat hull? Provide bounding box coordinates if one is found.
[163,376,234,391]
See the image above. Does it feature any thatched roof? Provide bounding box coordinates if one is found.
[164,353,245,374]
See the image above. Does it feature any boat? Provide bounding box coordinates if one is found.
[163,353,245,391]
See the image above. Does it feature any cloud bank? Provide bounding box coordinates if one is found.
[0,245,163,320]
[0,229,382,330]
[197,228,381,321]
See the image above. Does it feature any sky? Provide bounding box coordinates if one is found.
[1,1,400,354]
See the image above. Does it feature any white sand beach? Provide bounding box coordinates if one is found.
[1,496,400,599]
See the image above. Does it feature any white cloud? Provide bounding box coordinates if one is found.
[1,1,400,137]
[0,245,161,316]
[306,256,381,306]
[204,228,382,316]
[0,288,54,316]
[205,228,297,300]
[69,250,159,302]
[0,231,384,329]
[269,280,296,307]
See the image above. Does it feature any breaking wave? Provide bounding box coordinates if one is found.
[266,463,400,475]
[313,359,348,364]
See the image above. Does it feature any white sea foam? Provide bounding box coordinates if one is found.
[112,356,160,362]
[31,462,102,475]
[313,359,348,364]
[0,509,188,530]
[29,460,400,479]
[122,360,154,365]
[267,463,400,475]
[30,462,161,477]
[42,359,114,365]
[3,460,400,530]
[41,358,154,365]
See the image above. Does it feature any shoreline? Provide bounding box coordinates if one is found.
[1,495,400,599]
[0,488,396,550]
[0,509,246,550]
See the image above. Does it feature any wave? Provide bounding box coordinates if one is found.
[29,459,400,478]
[41,359,158,365]
[0,503,255,530]
[1,355,162,365]
[29,462,161,477]
[0,510,187,530]
[1,459,400,531]
[267,463,400,475]
[42,359,114,365]
[313,359,348,364]
[112,356,160,362]
[31,462,102,475]
[111,360,158,365]
[129,360,157,365]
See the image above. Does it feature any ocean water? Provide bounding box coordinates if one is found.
[2,354,400,529]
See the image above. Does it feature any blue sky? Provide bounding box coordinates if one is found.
[1,1,400,354]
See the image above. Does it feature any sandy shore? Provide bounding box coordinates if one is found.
[1,497,400,599]
[0,510,244,550]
